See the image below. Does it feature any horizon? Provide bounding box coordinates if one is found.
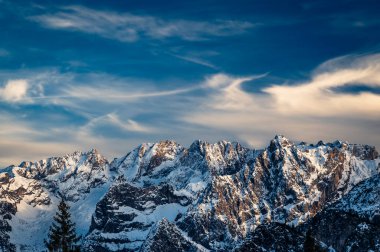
[1,0,380,167]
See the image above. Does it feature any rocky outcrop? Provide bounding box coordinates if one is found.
[140,219,200,252]
[235,222,305,252]
[84,181,191,251]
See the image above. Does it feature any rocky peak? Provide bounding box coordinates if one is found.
[111,141,185,182]
[268,135,292,152]
[2,149,112,203]
[146,140,184,172]
[13,149,109,181]
[316,140,325,147]
[351,144,379,160]
[189,139,242,156]
[188,139,208,156]
[88,148,99,154]
[186,139,253,176]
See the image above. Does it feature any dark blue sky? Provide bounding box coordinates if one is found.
[0,0,379,166]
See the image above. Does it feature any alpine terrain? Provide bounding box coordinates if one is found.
[0,135,379,252]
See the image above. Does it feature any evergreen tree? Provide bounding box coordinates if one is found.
[44,198,81,252]
[304,228,323,252]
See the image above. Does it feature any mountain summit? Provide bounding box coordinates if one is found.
[0,136,379,251]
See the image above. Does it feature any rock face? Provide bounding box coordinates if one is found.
[84,182,191,251]
[308,209,380,252]
[0,136,379,251]
[306,173,380,252]
[235,223,305,252]
[139,218,200,252]
[333,173,380,224]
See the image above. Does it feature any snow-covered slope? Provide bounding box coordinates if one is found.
[333,173,380,223]
[303,173,380,251]
[0,149,114,251]
[0,136,379,251]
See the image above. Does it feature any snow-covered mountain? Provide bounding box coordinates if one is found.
[0,136,379,251]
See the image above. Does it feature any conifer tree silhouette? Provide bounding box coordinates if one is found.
[304,228,323,252]
[44,198,81,252]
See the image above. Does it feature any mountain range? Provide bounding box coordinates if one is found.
[0,135,379,251]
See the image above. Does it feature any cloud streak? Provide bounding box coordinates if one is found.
[61,84,199,101]
[30,6,254,42]
[172,54,218,69]
[80,113,155,134]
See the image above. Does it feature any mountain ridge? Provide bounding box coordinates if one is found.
[0,135,379,251]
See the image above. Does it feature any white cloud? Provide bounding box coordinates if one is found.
[204,73,266,110]
[263,53,380,117]
[183,54,380,148]
[30,6,254,42]
[0,79,29,102]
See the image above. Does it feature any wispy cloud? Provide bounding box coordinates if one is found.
[61,84,199,102]
[80,113,155,135]
[183,53,380,148]
[0,70,200,107]
[203,73,266,110]
[172,54,218,69]
[30,5,254,42]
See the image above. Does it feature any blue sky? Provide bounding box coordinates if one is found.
[1,0,380,166]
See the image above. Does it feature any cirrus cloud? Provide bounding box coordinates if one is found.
[30,5,255,42]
